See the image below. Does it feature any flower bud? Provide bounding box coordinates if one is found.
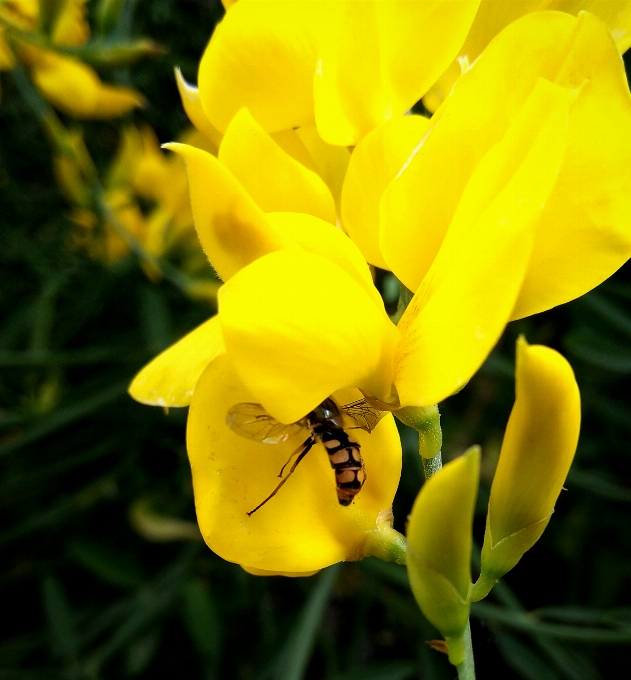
[471,338,580,601]
[406,447,480,665]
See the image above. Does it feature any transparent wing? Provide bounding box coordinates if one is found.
[226,402,307,444]
[340,398,388,433]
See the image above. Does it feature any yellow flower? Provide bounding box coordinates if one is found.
[1,0,143,118]
[423,0,631,112]
[130,81,566,423]
[406,448,480,666]
[195,0,481,144]
[57,125,209,268]
[381,11,631,320]
[471,337,581,601]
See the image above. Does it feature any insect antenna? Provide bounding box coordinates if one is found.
[247,436,315,516]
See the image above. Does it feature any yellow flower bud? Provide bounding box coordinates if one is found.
[471,338,581,601]
[406,447,480,666]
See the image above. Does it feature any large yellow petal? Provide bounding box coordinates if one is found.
[129,316,225,407]
[341,114,430,269]
[314,0,480,145]
[510,12,631,317]
[218,108,336,224]
[218,250,400,424]
[164,143,298,281]
[174,67,223,151]
[187,355,402,572]
[198,0,323,134]
[393,78,571,407]
[424,0,631,112]
[384,11,631,318]
[30,50,144,118]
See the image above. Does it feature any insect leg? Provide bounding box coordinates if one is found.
[278,436,312,478]
[247,436,316,517]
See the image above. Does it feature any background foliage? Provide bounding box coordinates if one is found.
[2,1,631,678]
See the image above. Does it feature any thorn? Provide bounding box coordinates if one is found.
[426,639,449,655]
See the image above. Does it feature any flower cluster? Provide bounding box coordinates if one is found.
[0,0,147,118]
[130,0,631,589]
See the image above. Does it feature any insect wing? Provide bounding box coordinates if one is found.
[226,403,306,444]
[340,398,387,433]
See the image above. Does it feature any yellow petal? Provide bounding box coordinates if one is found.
[385,11,631,317]
[198,0,323,134]
[241,565,320,577]
[341,114,431,269]
[510,12,631,318]
[164,143,298,281]
[30,50,144,118]
[393,78,571,406]
[424,0,631,112]
[314,0,480,145]
[266,212,382,309]
[406,448,479,665]
[218,250,399,424]
[174,67,223,151]
[129,316,225,407]
[187,354,402,572]
[218,108,336,224]
[488,338,581,545]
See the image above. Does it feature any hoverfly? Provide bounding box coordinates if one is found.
[226,397,386,516]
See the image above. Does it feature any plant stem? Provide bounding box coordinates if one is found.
[422,452,442,479]
[455,621,476,680]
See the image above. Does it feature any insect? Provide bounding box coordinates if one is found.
[226,397,386,516]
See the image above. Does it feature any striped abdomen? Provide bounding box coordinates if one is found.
[319,427,366,506]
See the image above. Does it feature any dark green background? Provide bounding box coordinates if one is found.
[2,1,631,677]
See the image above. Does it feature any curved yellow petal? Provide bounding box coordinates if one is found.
[218,108,336,224]
[164,143,298,281]
[187,354,402,572]
[488,338,581,545]
[393,78,571,406]
[30,51,144,118]
[174,67,223,151]
[218,250,399,424]
[129,316,225,407]
[314,0,480,145]
[385,12,631,318]
[341,114,430,269]
[198,0,323,134]
[266,212,383,309]
[406,448,479,665]
[424,0,631,112]
[510,12,631,318]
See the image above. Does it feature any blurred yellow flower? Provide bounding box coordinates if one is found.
[57,125,212,272]
[0,0,143,118]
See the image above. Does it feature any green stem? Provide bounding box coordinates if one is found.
[422,452,442,479]
[395,404,443,479]
[455,621,476,680]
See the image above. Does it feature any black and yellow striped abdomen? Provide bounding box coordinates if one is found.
[317,426,366,506]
